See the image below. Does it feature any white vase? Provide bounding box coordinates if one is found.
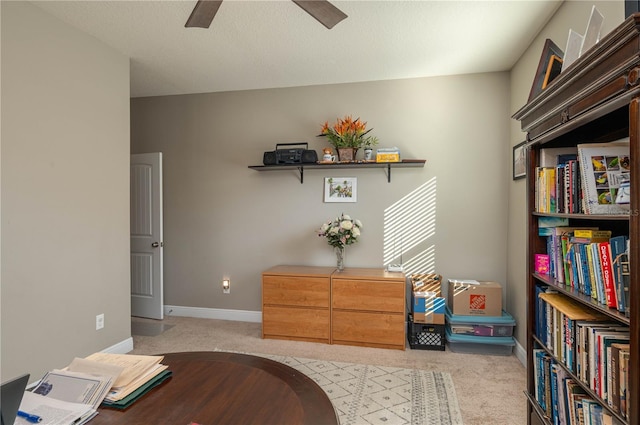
[364,148,373,161]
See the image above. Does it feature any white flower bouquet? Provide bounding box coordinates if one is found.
[317,213,362,249]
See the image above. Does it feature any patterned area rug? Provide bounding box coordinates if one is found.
[256,353,464,425]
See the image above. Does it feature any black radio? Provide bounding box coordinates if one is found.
[263,143,317,165]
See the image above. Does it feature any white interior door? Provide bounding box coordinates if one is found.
[130,153,164,319]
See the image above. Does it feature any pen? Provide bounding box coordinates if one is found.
[17,410,42,423]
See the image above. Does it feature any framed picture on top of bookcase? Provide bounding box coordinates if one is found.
[513,141,527,180]
[528,38,564,101]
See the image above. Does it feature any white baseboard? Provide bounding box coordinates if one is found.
[164,305,262,323]
[102,337,134,354]
[514,338,526,367]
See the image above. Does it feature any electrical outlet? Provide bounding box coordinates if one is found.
[96,313,105,330]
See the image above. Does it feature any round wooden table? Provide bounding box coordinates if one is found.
[91,351,338,425]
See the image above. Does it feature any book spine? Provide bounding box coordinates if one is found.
[621,254,630,317]
[610,236,628,313]
[551,363,560,424]
[605,347,618,407]
[585,244,595,298]
[568,161,575,213]
[589,244,602,300]
[598,242,617,308]
[562,235,572,286]
[544,355,553,417]
[620,351,629,419]
[610,345,621,412]
[556,164,565,214]
[565,316,575,372]
[578,243,589,293]
[564,162,571,214]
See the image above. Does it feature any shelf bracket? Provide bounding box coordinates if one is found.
[298,166,304,184]
[385,163,391,182]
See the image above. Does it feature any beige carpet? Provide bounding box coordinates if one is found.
[129,316,526,425]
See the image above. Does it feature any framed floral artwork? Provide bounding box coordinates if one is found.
[324,177,357,202]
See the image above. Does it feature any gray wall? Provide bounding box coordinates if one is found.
[1,2,131,381]
[131,73,511,312]
[508,1,625,348]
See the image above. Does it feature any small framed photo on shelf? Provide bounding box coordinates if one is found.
[528,39,564,101]
[513,141,527,180]
[324,177,357,203]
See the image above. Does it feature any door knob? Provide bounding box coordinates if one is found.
[151,242,159,248]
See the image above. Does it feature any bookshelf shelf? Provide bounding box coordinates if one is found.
[533,274,631,324]
[513,14,640,425]
[532,212,631,221]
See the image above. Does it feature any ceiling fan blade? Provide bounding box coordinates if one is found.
[185,0,223,28]
[292,0,347,29]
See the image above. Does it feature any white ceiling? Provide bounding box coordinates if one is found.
[33,0,563,98]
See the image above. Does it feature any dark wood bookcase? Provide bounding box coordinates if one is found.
[513,14,640,425]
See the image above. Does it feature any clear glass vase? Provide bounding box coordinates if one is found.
[335,246,345,271]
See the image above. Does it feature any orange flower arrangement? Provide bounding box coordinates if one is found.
[320,115,377,150]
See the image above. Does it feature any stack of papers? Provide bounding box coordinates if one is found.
[17,353,172,424]
[16,391,97,425]
[16,357,124,424]
[33,357,123,409]
[83,353,171,409]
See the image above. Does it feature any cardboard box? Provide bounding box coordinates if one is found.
[447,279,502,316]
[411,292,445,324]
[410,273,442,294]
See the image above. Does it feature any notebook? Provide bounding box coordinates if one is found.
[0,373,29,425]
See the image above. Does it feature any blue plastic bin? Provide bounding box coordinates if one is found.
[445,328,515,355]
[445,306,515,337]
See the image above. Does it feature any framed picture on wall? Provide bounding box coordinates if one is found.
[513,141,527,180]
[324,177,357,202]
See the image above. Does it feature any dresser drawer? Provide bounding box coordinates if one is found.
[332,310,405,349]
[262,306,330,342]
[332,279,405,313]
[263,275,330,308]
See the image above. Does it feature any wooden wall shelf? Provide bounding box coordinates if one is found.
[248,159,425,183]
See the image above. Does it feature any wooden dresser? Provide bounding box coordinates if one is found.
[262,265,334,344]
[331,268,406,350]
[262,265,406,350]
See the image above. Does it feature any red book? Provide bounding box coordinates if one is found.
[598,242,617,308]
